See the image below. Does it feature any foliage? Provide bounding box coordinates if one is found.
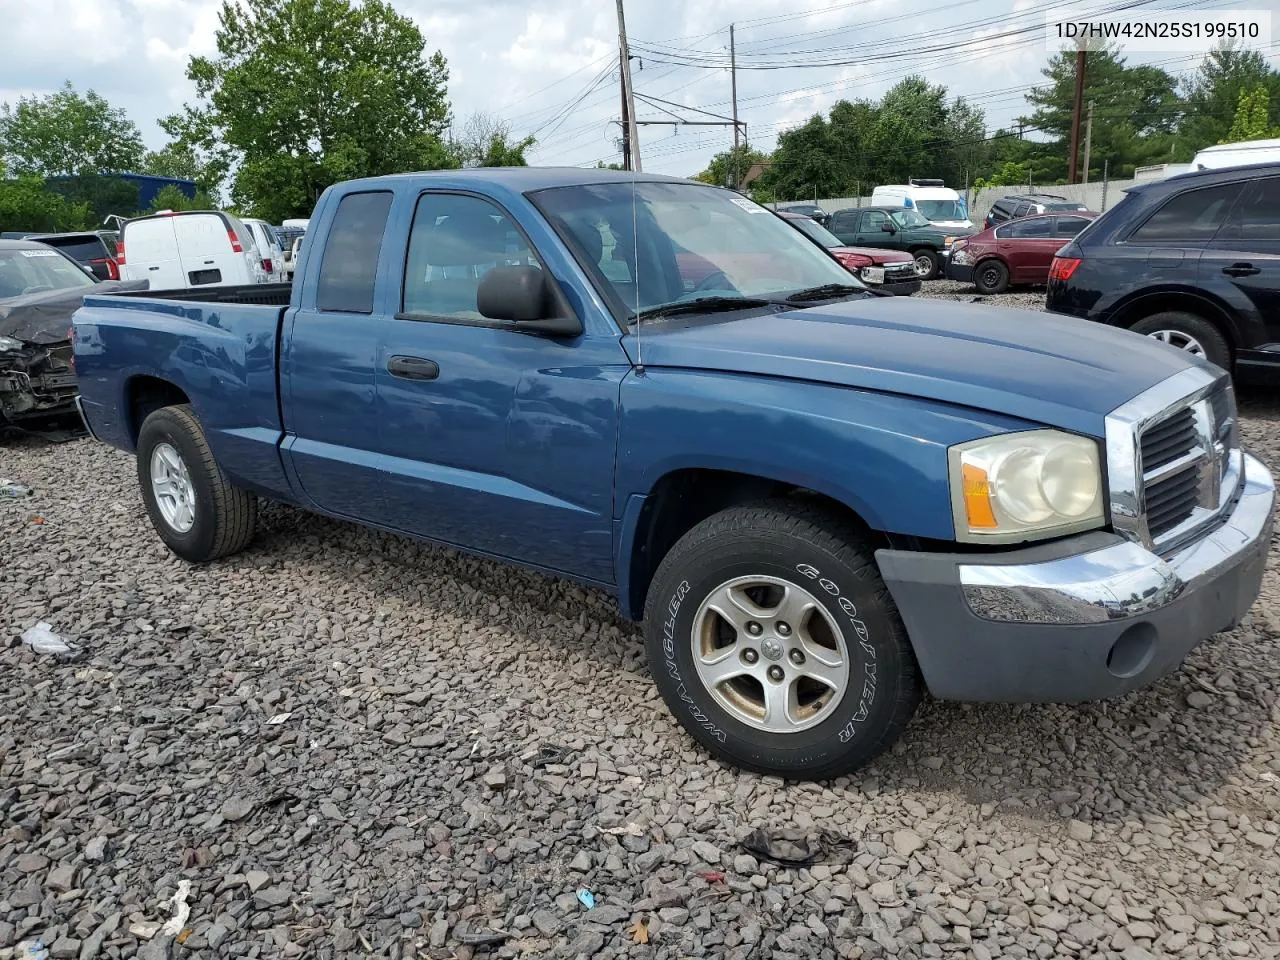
[973,161,1030,191]
[452,113,534,167]
[694,144,768,187]
[1182,43,1280,150]
[595,161,623,170]
[41,174,141,226]
[142,142,223,203]
[146,184,216,213]
[0,83,145,178]
[163,0,455,222]
[0,176,92,233]
[1223,86,1280,142]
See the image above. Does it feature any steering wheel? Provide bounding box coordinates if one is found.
[22,285,55,295]
[691,270,736,294]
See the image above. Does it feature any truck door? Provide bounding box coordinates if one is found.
[369,190,627,582]
[281,190,395,517]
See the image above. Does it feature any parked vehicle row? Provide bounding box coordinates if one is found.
[71,169,1275,780]
[828,206,966,280]
[949,212,1097,293]
[779,212,920,295]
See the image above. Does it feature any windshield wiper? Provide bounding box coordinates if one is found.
[784,283,866,303]
[631,296,772,323]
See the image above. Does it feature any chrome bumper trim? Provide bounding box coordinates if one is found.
[959,453,1275,624]
[73,395,98,441]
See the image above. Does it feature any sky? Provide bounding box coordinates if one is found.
[1,0,1278,180]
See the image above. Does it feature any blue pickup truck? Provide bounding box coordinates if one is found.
[72,169,1275,779]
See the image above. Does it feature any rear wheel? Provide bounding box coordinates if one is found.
[974,259,1009,294]
[136,404,256,562]
[1129,311,1231,372]
[910,248,941,280]
[643,502,922,779]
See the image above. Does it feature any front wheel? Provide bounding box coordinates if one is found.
[643,502,921,779]
[136,404,257,562]
[910,248,941,280]
[974,258,1009,294]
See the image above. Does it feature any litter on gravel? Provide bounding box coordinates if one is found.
[19,621,73,655]
[1,478,32,499]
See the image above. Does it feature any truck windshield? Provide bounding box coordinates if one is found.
[0,248,96,300]
[531,181,859,320]
[890,210,930,229]
[915,199,967,221]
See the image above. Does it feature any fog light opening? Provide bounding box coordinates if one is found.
[1106,622,1157,679]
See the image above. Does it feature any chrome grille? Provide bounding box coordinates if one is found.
[1137,382,1237,547]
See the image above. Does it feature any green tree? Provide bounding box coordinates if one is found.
[142,142,224,202]
[694,144,767,187]
[144,184,217,214]
[1181,43,1280,150]
[1023,48,1181,180]
[0,82,145,177]
[757,114,844,200]
[0,177,92,233]
[1223,86,1280,143]
[164,0,455,222]
[452,113,534,168]
[973,161,1029,191]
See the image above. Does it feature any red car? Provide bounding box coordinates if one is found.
[778,211,921,296]
[947,211,1098,294]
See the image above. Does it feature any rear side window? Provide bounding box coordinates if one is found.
[1132,183,1242,242]
[1054,216,1092,238]
[36,236,105,261]
[1218,176,1280,243]
[1004,217,1052,238]
[316,191,393,313]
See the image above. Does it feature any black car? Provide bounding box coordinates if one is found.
[23,231,121,280]
[775,202,831,226]
[1045,162,1280,382]
[984,194,1090,230]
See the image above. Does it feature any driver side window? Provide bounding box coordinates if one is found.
[402,193,539,319]
[861,211,888,232]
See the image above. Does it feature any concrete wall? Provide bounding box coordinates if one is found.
[786,177,1142,221]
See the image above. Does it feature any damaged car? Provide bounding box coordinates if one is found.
[0,239,146,426]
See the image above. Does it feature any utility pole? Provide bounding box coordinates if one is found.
[619,54,631,171]
[730,23,740,191]
[616,0,641,171]
[1082,100,1094,186]
[1067,48,1087,183]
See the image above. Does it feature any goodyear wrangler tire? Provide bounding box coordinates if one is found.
[643,502,921,779]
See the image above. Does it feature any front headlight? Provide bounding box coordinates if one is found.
[952,249,972,265]
[949,430,1104,542]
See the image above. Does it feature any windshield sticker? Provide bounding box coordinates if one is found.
[18,249,60,258]
[729,197,767,214]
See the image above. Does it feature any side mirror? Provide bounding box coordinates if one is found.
[880,222,895,233]
[477,265,581,336]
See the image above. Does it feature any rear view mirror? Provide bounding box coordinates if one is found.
[477,265,581,336]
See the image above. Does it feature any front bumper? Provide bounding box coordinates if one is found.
[876,275,922,296]
[876,452,1275,702]
[946,262,974,283]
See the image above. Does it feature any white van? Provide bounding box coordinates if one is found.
[1190,138,1280,172]
[871,180,973,230]
[241,217,286,282]
[119,211,265,290]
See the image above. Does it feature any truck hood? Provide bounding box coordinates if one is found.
[623,296,1197,436]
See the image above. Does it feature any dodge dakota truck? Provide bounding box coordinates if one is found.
[72,169,1275,780]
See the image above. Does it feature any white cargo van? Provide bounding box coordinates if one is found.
[119,211,265,291]
[871,180,974,230]
[241,217,286,282]
[1190,138,1280,171]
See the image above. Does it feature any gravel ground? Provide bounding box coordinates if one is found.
[3,378,1280,959]
[917,279,1048,312]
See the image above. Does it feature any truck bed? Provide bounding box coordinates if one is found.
[73,283,294,501]
[108,282,294,306]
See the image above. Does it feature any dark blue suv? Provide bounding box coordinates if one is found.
[1046,163,1280,383]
